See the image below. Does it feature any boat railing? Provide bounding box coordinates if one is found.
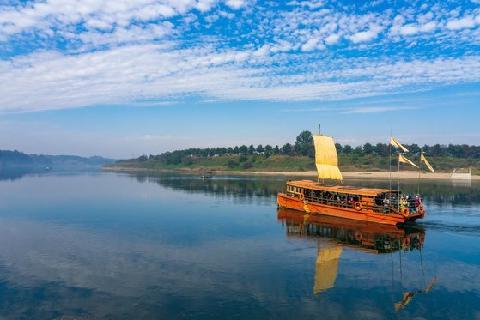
[302,194,354,209]
[301,193,404,215]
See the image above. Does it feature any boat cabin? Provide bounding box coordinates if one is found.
[285,180,420,215]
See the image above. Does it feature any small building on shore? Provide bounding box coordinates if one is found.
[451,168,472,180]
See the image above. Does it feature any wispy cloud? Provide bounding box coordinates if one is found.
[340,106,418,114]
[281,105,417,114]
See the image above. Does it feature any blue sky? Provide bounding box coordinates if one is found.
[0,0,479,158]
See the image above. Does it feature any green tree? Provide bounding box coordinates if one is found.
[374,143,387,156]
[353,146,363,154]
[408,143,421,154]
[282,143,293,155]
[239,145,248,154]
[363,143,374,154]
[335,143,342,153]
[431,144,442,156]
[294,130,314,157]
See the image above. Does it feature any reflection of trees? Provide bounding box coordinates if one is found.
[130,173,480,206]
[0,168,33,181]
[131,173,285,200]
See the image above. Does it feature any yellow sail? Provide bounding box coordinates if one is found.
[313,244,342,294]
[313,135,343,180]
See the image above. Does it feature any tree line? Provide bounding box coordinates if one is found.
[134,130,480,165]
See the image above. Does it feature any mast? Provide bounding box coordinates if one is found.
[318,124,321,184]
[389,144,392,191]
[417,150,422,195]
[397,152,400,213]
[389,130,392,205]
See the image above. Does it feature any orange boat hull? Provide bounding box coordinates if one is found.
[277,193,423,226]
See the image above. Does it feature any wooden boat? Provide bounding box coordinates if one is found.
[277,134,425,226]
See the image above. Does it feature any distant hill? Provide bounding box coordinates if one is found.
[0,150,113,173]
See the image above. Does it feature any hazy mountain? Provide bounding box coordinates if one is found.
[0,150,113,173]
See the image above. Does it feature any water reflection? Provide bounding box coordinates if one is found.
[0,168,33,181]
[0,173,478,319]
[3,170,479,207]
[277,208,436,312]
[128,172,480,206]
[277,208,425,254]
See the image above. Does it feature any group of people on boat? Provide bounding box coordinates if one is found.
[374,193,423,215]
[402,195,422,213]
[302,188,360,209]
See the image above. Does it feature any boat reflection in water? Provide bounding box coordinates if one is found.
[277,208,435,311]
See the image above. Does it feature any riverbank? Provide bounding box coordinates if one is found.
[103,166,480,180]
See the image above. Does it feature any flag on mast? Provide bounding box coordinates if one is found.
[399,154,418,168]
[420,153,434,172]
[390,137,409,153]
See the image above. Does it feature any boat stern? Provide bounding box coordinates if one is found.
[402,203,425,223]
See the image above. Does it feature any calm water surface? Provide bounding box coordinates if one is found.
[0,172,479,319]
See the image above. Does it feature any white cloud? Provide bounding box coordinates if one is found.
[419,21,437,33]
[0,0,223,39]
[77,23,174,47]
[301,37,321,51]
[1,43,480,112]
[394,20,437,36]
[0,0,479,114]
[324,33,340,45]
[197,0,217,12]
[399,24,418,35]
[446,16,477,30]
[295,1,325,10]
[225,0,245,9]
[340,106,417,114]
[280,105,415,114]
[349,26,382,43]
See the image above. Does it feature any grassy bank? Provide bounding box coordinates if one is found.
[107,154,480,175]
[111,155,314,172]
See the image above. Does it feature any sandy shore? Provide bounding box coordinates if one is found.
[103,166,479,180]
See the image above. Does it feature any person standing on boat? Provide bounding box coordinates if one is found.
[400,196,408,210]
[415,195,421,208]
